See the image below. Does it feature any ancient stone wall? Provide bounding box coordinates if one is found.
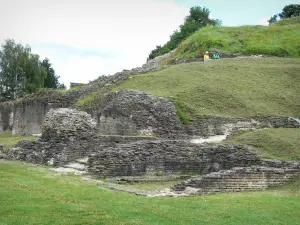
[7,107,159,165]
[0,102,13,133]
[12,100,64,136]
[186,116,300,137]
[0,51,169,136]
[87,140,259,177]
[172,165,300,195]
[89,90,184,137]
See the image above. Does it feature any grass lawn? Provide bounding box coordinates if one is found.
[0,132,37,153]
[223,128,300,161]
[111,58,300,118]
[1,160,300,225]
[172,23,300,59]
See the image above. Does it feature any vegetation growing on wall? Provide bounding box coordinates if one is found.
[224,128,300,161]
[113,58,300,118]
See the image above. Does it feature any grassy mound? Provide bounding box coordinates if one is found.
[223,128,300,161]
[0,160,300,225]
[170,24,300,59]
[112,58,300,118]
[0,132,37,153]
[273,16,300,26]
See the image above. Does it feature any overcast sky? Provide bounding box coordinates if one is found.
[1,0,299,86]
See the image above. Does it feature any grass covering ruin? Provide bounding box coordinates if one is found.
[170,23,300,59]
[0,132,37,153]
[223,128,300,161]
[113,58,300,118]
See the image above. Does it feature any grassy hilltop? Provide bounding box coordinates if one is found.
[113,58,300,118]
[78,20,300,119]
[171,22,300,59]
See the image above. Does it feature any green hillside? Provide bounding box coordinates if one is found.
[113,58,300,118]
[170,24,300,59]
[224,128,300,161]
[272,16,300,26]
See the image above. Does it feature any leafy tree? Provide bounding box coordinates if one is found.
[268,4,300,24]
[41,58,60,89]
[279,4,300,19]
[148,6,221,60]
[0,39,63,102]
[268,15,278,24]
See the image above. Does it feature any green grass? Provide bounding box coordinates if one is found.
[75,90,98,111]
[112,58,300,118]
[170,24,300,59]
[0,132,37,153]
[223,128,300,161]
[272,16,300,26]
[57,84,86,93]
[1,160,300,225]
[119,180,186,191]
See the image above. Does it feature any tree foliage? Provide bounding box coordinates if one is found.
[148,6,221,60]
[41,58,60,89]
[0,39,64,102]
[268,4,300,24]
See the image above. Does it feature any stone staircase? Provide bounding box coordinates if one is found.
[51,157,89,175]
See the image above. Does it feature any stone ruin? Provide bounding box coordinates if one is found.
[0,51,300,196]
[88,90,183,137]
[2,97,299,196]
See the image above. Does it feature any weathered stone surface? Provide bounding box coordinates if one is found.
[0,144,5,159]
[172,165,300,195]
[186,115,300,137]
[7,107,159,166]
[7,108,97,165]
[41,108,97,140]
[1,51,169,136]
[89,90,183,137]
[0,101,13,133]
[87,140,260,177]
[12,100,64,136]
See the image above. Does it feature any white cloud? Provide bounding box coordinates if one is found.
[0,0,189,86]
[259,17,269,26]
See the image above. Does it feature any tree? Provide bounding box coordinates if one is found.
[279,4,300,19]
[0,39,33,100]
[41,58,60,89]
[148,6,221,60]
[268,4,300,24]
[0,39,63,102]
[268,15,278,24]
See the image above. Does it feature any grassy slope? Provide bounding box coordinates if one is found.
[1,160,300,225]
[223,128,300,161]
[0,132,37,152]
[113,58,300,117]
[171,23,300,59]
[272,16,300,26]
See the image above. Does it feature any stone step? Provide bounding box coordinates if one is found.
[51,167,88,175]
[63,163,87,171]
[75,158,89,164]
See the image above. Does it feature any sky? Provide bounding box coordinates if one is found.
[0,0,299,87]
